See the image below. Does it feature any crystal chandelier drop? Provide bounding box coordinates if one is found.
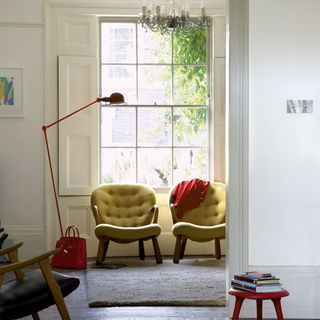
[139,0,210,34]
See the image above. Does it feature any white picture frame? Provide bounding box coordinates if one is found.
[0,68,23,117]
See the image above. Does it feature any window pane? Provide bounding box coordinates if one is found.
[101,23,136,63]
[101,65,136,104]
[173,28,207,64]
[174,66,207,105]
[138,26,171,63]
[101,148,136,183]
[101,107,136,147]
[138,107,171,146]
[138,148,172,187]
[173,148,208,184]
[173,107,207,146]
[138,66,171,104]
[100,21,211,188]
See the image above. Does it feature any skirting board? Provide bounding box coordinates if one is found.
[230,265,320,319]
[4,226,46,259]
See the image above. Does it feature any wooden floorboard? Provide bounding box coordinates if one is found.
[12,256,304,319]
[21,256,230,320]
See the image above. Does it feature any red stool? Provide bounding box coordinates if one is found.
[228,288,289,320]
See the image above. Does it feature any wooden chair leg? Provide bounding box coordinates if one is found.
[232,297,244,320]
[256,299,263,320]
[32,313,40,320]
[96,239,109,265]
[214,238,221,259]
[180,238,187,259]
[173,235,182,264]
[139,239,145,260]
[39,259,71,320]
[272,298,285,320]
[8,249,24,280]
[152,236,162,264]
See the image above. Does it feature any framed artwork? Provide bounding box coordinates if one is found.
[0,68,23,117]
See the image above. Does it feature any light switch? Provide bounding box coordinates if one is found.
[287,100,313,113]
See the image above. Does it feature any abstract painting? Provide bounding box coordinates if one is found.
[0,68,23,117]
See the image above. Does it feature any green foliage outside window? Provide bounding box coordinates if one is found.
[172,28,207,143]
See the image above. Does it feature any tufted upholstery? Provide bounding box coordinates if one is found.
[91,183,157,227]
[168,182,226,263]
[91,183,162,264]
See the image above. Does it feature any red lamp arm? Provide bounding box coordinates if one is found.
[42,93,124,238]
[42,98,100,237]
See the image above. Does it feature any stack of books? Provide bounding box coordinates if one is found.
[231,271,282,293]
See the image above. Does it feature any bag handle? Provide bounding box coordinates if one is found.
[65,225,80,238]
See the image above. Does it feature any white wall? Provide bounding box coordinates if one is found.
[249,0,320,266]
[0,0,45,256]
[245,0,320,317]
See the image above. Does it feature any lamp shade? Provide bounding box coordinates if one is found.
[98,92,125,104]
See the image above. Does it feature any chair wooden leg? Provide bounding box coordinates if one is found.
[39,259,71,320]
[271,298,285,320]
[32,313,40,320]
[152,236,162,264]
[8,249,24,280]
[232,297,244,320]
[180,238,187,259]
[256,299,263,320]
[139,239,145,260]
[96,239,109,265]
[214,238,221,260]
[173,235,182,264]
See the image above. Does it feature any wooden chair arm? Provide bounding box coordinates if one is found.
[152,205,159,223]
[0,248,59,275]
[0,242,23,257]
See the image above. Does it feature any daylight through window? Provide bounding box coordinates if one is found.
[100,20,211,188]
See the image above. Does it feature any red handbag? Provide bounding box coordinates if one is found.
[51,225,87,269]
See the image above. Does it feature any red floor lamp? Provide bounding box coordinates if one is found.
[42,93,125,238]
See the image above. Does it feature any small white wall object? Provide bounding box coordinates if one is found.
[287,100,313,113]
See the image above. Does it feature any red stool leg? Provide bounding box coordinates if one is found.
[256,299,263,320]
[271,298,284,320]
[232,297,245,320]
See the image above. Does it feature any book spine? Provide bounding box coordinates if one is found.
[231,280,257,291]
[234,275,279,284]
[234,275,256,283]
[232,282,282,293]
[255,279,280,285]
[245,272,272,277]
[232,279,256,287]
[231,283,256,292]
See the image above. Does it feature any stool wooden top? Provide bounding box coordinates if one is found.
[228,288,289,300]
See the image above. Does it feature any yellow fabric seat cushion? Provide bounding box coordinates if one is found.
[95,223,161,242]
[172,222,226,242]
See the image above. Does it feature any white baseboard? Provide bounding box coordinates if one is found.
[4,226,46,259]
[231,265,320,319]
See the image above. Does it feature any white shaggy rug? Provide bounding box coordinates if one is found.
[87,257,226,307]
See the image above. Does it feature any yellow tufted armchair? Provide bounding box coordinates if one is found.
[168,182,226,264]
[91,183,162,265]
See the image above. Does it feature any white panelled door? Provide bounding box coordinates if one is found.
[58,56,98,195]
[58,55,99,256]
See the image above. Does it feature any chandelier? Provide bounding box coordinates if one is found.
[139,0,210,34]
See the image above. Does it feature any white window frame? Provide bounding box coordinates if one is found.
[99,17,214,190]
